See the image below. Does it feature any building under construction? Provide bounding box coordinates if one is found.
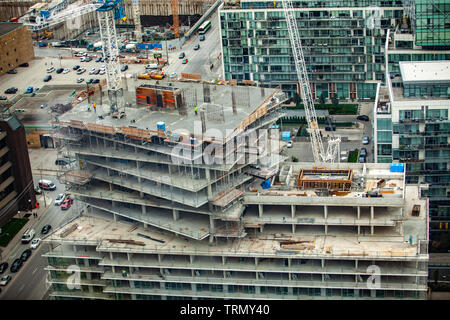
[44,81,428,300]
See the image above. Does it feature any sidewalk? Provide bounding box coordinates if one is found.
[0,193,52,261]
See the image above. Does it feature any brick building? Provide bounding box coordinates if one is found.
[0,22,34,76]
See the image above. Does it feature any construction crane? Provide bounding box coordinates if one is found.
[96,0,128,114]
[171,0,179,38]
[132,0,142,42]
[281,0,340,163]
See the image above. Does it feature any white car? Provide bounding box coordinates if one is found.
[55,193,66,206]
[30,238,41,249]
[99,69,105,75]
[287,141,293,148]
[89,68,97,75]
[0,275,11,286]
[169,72,177,79]
[62,68,70,74]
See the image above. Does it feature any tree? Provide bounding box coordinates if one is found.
[331,96,339,106]
[319,94,326,104]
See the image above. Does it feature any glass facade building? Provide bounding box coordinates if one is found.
[219,0,406,98]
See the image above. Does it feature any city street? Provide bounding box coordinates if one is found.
[0,149,81,300]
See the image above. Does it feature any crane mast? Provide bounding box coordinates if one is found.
[132,0,142,41]
[281,0,340,163]
[96,0,127,114]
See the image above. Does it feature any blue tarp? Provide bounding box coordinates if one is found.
[390,163,405,173]
[40,10,50,19]
[137,43,163,50]
[261,179,271,189]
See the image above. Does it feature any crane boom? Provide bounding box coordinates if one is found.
[172,0,179,38]
[281,0,340,163]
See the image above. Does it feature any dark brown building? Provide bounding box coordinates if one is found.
[0,114,35,227]
[0,22,34,76]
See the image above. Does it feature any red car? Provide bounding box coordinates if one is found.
[60,198,73,210]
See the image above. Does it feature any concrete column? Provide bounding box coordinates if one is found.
[371,225,374,235]
[291,205,295,219]
[84,259,89,267]
[370,290,376,298]
[109,182,113,191]
[141,205,146,215]
[357,225,360,235]
[370,206,374,220]
[288,287,293,295]
[88,285,94,293]
[354,289,359,297]
[321,259,325,268]
[222,256,226,265]
[255,286,261,294]
[355,260,358,270]
[255,257,258,266]
[73,245,77,252]
[258,204,263,218]
[158,254,163,263]
[137,176,141,184]
[209,216,214,232]
[191,283,197,292]
[325,225,328,235]
[160,282,165,290]
[224,285,229,293]
[292,224,295,234]
[190,255,195,264]
[143,223,148,229]
[357,206,361,219]
[259,225,264,233]
[112,266,115,273]
[205,169,212,200]
[127,253,132,261]
[113,213,117,222]
[324,205,328,219]
[173,209,179,221]
[321,288,326,297]
[109,252,113,259]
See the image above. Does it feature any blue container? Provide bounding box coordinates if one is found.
[261,179,271,189]
[282,131,291,141]
[40,10,50,19]
[156,121,166,132]
[390,163,405,173]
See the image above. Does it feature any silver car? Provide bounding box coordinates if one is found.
[362,136,370,145]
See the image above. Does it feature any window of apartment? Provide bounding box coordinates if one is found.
[377,118,392,131]
[377,144,392,156]
[377,131,392,143]
[308,288,321,296]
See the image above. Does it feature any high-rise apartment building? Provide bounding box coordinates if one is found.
[374,60,449,252]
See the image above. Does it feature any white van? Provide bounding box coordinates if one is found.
[46,67,55,73]
[22,228,35,244]
[38,179,56,191]
[146,63,158,70]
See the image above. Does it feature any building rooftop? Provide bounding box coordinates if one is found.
[399,61,450,85]
[0,23,23,38]
[57,82,285,142]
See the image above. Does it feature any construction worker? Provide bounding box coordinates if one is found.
[194,106,198,115]
[122,269,127,277]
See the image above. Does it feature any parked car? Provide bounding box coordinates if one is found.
[6,69,17,74]
[20,249,32,262]
[77,68,86,75]
[55,193,67,206]
[93,69,100,75]
[287,141,293,148]
[182,58,188,64]
[121,65,128,72]
[178,52,185,59]
[340,151,349,162]
[0,96,7,100]
[0,275,11,286]
[169,72,177,79]
[63,68,70,74]
[84,57,92,62]
[19,62,29,67]
[95,57,102,62]
[10,259,23,273]
[92,79,100,84]
[43,75,52,82]
[99,69,105,75]
[41,225,52,235]
[30,238,41,250]
[194,44,200,50]
[56,68,64,74]
[73,65,80,70]
[0,262,8,274]
[362,136,370,145]
[360,147,368,157]
[61,198,73,210]
[4,87,18,94]
[46,67,55,73]
[80,57,86,62]
[89,68,96,75]
[21,228,35,244]
[55,158,73,166]
[38,179,56,191]
[358,155,366,163]
[356,115,369,121]
[40,103,48,109]
[199,35,205,41]
[25,86,33,94]
[77,77,84,83]
[325,126,336,131]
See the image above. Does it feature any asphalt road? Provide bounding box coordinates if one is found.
[163,10,222,82]
[0,177,80,300]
